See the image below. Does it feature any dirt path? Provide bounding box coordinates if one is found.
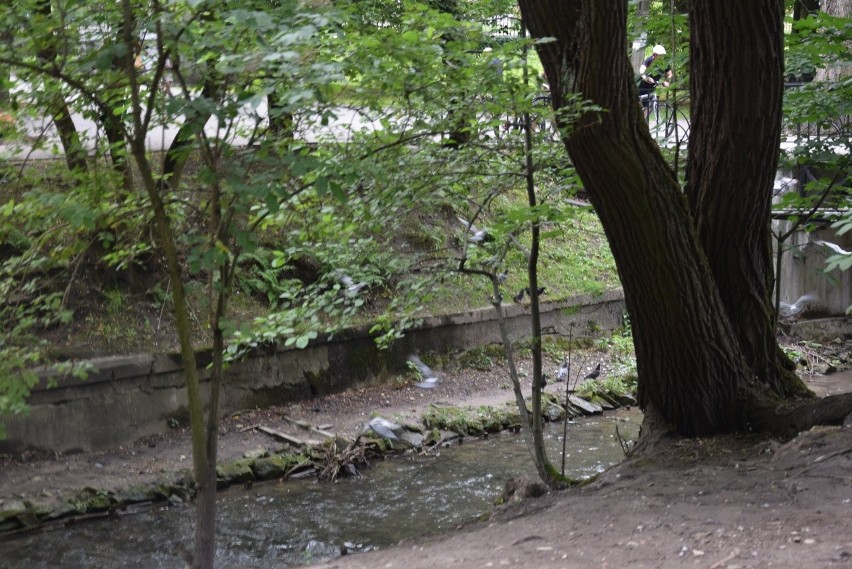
[311,424,852,569]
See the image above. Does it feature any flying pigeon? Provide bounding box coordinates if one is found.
[779,293,817,319]
[408,355,442,389]
[583,363,601,380]
[813,240,850,256]
[335,271,367,296]
[555,357,569,382]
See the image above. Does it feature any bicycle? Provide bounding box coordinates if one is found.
[640,92,690,147]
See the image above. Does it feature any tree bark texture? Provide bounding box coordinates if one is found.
[685,1,808,399]
[518,0,752,436]
[33,0,88,174]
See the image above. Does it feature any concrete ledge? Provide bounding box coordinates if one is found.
[786,316,852,342]
[2,290,626,453]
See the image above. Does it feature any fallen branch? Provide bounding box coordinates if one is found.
[255,426,321,447]
[281,415,342,441]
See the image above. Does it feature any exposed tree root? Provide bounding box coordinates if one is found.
[749,392,852,437]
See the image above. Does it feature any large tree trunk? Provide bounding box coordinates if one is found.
[515,0,852,438]
[518,0,751,436]
[684,1,809,399]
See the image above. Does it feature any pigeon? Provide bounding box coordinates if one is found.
[524,286,546,296]
[335,272,367,296]
[583,363,601,380]
[813,240,850,256]
[555,357,569,382]
[363,417,403,441]
[540,373,549,388]
[456,216,490,243]
[779,293,817,319]
[414,377,441,389]
[512,289,525,303]
[408,355,442,389]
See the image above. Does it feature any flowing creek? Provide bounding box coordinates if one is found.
[1,408,642,568]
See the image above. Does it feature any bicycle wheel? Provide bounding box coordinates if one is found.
[660,103,690,147]
[646,101,668,140]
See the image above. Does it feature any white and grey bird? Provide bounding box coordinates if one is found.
[334,271,367,297]
[813,240,851,256]
[363,417,403,441]
[555,357,569,382]
[408,355,442,389]
[456,216,489,243]
[779,293,817,319]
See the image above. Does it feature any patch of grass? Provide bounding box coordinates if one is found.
[458,346,498,370]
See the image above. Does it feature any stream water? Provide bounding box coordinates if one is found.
[0,408,641,568]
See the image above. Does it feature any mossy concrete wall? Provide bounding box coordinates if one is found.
[1,290,625,453]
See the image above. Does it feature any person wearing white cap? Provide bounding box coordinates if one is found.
[637,44,673,115]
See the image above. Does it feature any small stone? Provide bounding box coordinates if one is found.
[804,538,815,545]
[692,549,705,557]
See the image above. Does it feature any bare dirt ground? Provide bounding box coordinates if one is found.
[1,341,851,569]
[313,422,852,569]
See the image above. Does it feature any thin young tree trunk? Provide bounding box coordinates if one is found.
[119,2,213,566]
[33,0,88,174]
[50,101,88,173]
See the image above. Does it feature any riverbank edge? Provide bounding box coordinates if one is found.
[0,384,634,536]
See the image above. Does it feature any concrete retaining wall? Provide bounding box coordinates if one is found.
[2,290,626,453]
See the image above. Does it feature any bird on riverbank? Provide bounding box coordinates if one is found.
[364,417,403,441]
[408,355,442,389]
[779,293,817,319]
[555,357,569,382]
[524,286,546,297]
[512,289,525,303]
[584,363,601,380]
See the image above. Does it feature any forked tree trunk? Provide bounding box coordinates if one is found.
[685,1,808,399]
[516,0,852,438]
[518,0,752,436]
